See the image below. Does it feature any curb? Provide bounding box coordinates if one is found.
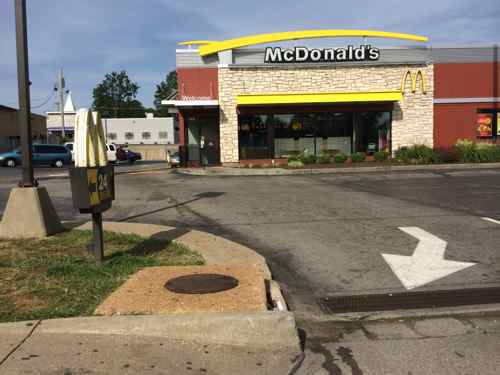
[33,166,171,182]
[175,162,500,177]
[295,302,500,323]
[28,312,300,351]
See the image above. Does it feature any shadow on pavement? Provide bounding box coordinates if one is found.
[118,192,225,222]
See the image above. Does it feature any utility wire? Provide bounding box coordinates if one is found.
[31,90,56,109]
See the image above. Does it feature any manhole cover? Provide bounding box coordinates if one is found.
[165,273,239,294]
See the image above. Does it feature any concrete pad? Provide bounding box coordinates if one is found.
[0,332,301,375]
[74,221,271,278]
[0,321,38,364]
[95,265,267,315]
[0,187,63,238]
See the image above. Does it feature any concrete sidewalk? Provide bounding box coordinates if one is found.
[0,313,303,374]
[176,161,500,176]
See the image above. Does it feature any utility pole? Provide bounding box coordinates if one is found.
[58,68,66,139]
[14,0,35,187]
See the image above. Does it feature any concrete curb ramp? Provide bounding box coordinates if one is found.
[176,162,500,176]
[75,221,272,279]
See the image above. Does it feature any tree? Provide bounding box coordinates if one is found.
[92,71,146,118]
[154,70,177,117]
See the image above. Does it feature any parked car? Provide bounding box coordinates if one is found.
[64,142,117,163]
[169,151,180,167]
[0,144,72,168]
[116,146,142,164]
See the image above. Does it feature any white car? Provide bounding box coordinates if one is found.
[64,142,117,163]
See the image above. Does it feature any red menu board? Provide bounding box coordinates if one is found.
[476,114,493,137]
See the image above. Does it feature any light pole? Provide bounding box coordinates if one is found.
[0,0,63,239]
[14,0,35,187]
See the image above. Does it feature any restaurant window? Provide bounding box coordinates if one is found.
[354,112,391,154]
[238,114,271,159]
[107,132,117,140]
[273,113,354,158]
[142,132,151,140]
[125,132,134,140]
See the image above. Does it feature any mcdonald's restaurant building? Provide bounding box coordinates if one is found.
[162,31,500,166]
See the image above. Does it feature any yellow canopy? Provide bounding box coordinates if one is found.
[236,91,402,106]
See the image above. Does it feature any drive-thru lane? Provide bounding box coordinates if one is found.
[1,168,499,316]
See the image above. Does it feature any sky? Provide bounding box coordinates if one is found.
[1,0,499,115]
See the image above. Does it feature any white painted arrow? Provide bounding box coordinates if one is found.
[382,227,476,290]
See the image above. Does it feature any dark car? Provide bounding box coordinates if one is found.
[116,146,142,165]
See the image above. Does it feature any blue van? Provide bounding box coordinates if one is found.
[0,144,72,168]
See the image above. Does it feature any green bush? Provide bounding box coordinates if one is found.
[299,154,317,164]
[351,152,366,162]
[476,143,500,162]
[288,159,304,169]
[453,139,478,163]
[374,151,390,162]
[434,147,459,163]
[334,153,348,163]
[453,140,500,163]
[394,145,440,164]
[316,153,331,164]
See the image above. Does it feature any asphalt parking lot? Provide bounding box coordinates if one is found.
[1,167,500,318]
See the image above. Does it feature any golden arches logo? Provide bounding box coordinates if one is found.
[401,70,427,94]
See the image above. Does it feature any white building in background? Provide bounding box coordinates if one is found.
[46,92,77,137]
[103,113,177,145]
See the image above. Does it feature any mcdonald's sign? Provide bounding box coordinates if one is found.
[401,70,427,94]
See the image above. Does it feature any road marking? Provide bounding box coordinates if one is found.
[382,227,476,290]
[482,217,500,225]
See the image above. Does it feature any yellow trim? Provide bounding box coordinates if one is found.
[236,91,403,106]
[178,40,216,46]
[401,69,427,94]
[197,30,429,56]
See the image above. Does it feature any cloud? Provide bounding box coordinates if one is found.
[0,0,499,114]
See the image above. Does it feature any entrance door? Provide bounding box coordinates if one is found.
[200,117,220,165]
[186,116,220,166]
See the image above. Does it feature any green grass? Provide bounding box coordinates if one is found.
[0,230,204,323]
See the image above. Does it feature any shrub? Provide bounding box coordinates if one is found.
[287,159,304,169]
[394,145,440,164]
[334,153,348,163]
[453,139,478,163]
[316,153,331,164]
[351,152,366,162]
[374,151,390,162]
[299,153,317,164]
[434,147,459,163]
[476,142,500,162]
[453,140,500,163]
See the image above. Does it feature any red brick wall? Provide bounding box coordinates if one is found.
[177,68,218,99]
[434,62,500,148]
[434,103,499,148]
[434,63,500,99]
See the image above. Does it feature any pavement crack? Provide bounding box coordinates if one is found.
[0,320,41,369]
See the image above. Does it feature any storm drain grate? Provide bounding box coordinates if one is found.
[319,286,500,314]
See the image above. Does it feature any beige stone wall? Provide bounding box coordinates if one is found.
[218,64,434,162]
